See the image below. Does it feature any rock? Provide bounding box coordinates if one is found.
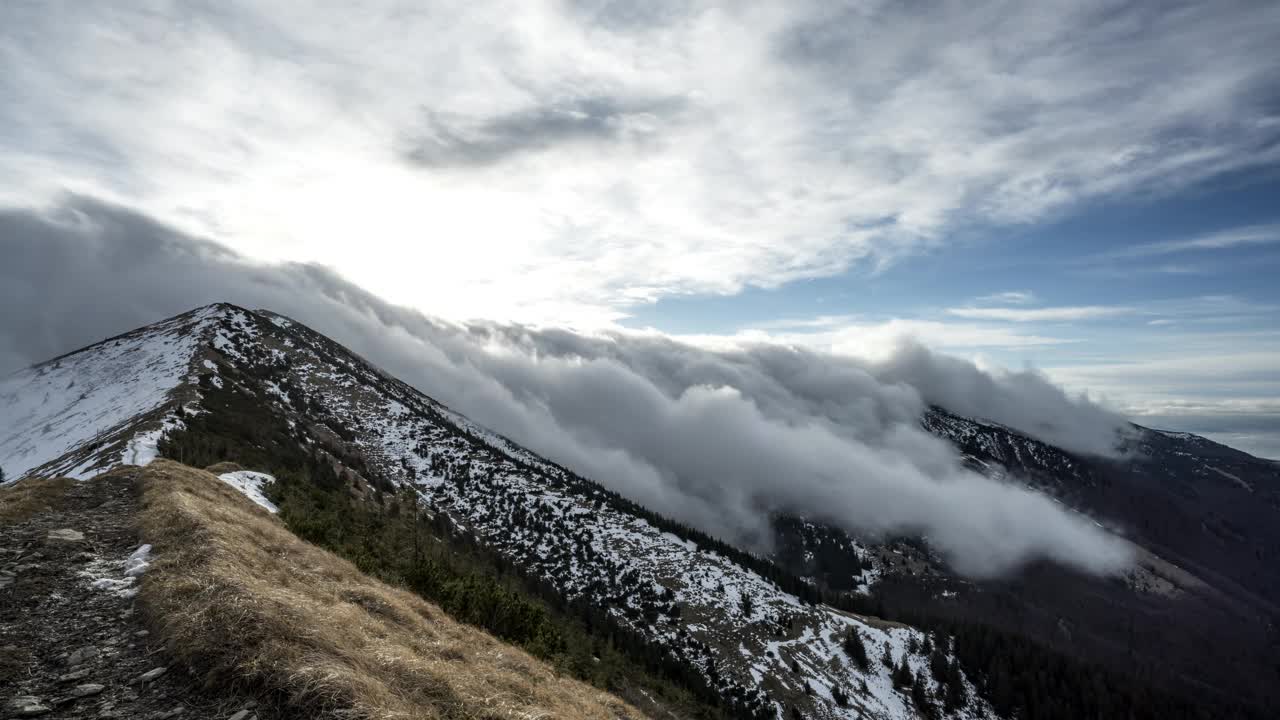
[59,669,92,682]
[134,630,150,638]
[153,707,185,719]
[7,696,51,716]
[133,666,167,683]
[72,684,105,698]
[67,645,100,666]
[46,528,85,542]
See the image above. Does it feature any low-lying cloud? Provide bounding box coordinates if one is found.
[1,196,1133,576]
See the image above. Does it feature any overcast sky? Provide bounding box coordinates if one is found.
[3,0,1279,457]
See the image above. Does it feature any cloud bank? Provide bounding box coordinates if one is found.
[2,197,1132,576]
[2,0,1277,323]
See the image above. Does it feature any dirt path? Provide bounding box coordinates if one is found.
[1,469,263,720]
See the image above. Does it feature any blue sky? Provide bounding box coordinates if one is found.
[628,172,1280,334]
[2,1,1278,456]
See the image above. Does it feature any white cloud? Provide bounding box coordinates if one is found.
[975,290,1037,305]
[781,318,1078,353]
[725,310,1280,463]
[1046,350,1280,391]
[1042,340,1280,460]
[946,305,1134,322]
[1195,433,1280,461]
[2,1,1278,324]
[1105,223,1280,260]
[946,295,1277,324]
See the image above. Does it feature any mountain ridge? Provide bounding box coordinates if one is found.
[6,303,979,719]
[4,303,1276,719]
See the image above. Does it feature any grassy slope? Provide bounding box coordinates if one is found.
[0,476,74,523]
[137,459,642,720]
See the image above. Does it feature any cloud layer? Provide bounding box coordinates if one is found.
[2,0,1277,323]
[2,198,1132,576]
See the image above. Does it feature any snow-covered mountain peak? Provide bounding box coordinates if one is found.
[0,304,245,480]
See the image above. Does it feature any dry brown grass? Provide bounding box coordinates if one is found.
[0,476,75,524]
[202,461,245,474]
[135,460,642,720]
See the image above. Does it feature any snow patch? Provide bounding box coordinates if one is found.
[124,544,153,577]
[82,544,154,599]
[1205,465,1252,491]
[218,471,279,513]
[122,417,184,468]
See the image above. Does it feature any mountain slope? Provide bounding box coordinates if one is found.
[924,406,1280,609]
[2,304,988,720]
[4,303,1274,719]
[770,408,1280,713]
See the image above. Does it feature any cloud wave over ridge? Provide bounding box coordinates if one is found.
[1,197,1132,577]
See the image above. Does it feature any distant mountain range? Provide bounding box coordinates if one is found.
[3,303,1276,719]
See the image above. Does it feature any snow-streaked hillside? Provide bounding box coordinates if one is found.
[0,304,992,719]
[11,303,1275,717]
[0,306,225,481]
[246,309,991,719]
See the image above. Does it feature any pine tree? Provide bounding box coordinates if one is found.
[929,644,949,684]
[844,630,869,670]
[943,662,968,712]
[832,685,849,707]
[911,676,938,720]
[893,659,915,691]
